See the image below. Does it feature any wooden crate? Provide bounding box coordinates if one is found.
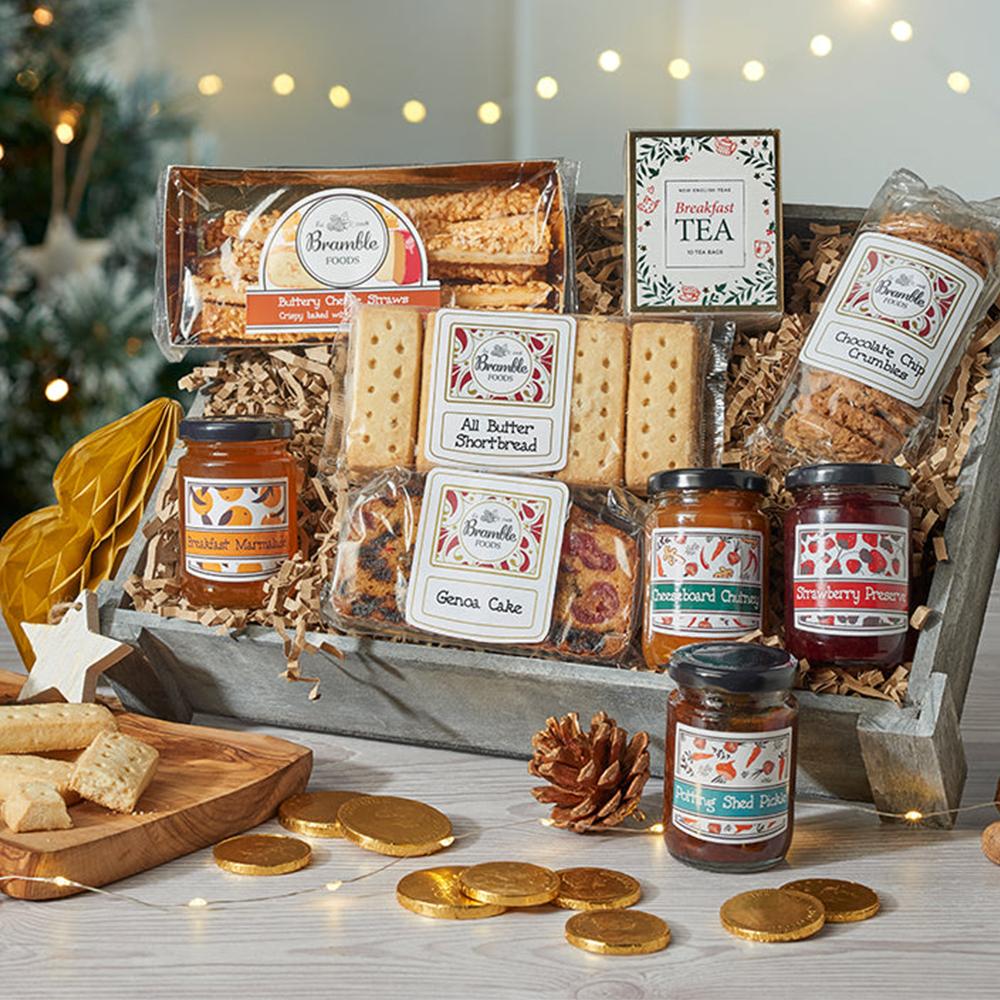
[98,203,999,828]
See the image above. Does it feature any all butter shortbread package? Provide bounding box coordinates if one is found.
[154,160,577,358]
[754,168,1000,464]
[323,467,644,665]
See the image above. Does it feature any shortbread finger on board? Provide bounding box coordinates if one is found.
[2,781,73,833]
[0,702,117,755]
[415,311,437,472]
[556,318,628,486]
[0,754,79,804]
[345,306,424,474]
[70,731,159,813]
[625,322,704,495]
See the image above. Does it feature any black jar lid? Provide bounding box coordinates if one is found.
[668,642,796,694]
[785,463,910,490]
[648,467,767,495]
[179,417,294,442]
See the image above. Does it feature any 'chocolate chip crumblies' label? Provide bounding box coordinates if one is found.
[799,232,983,407]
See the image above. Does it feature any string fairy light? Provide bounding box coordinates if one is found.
[597,49,621,73]
[32,5,53,26]
[535,76,558,99]
[401,99,426,123]
[477,101,502,125]
[809,34,833,58]
[667,58,691,80]
[0,142,5,163]
[197,74,223,97]
[742,59,766,82]
[44,377,70,402]
[53,121,74,144]
[328,85,351,109]
[271,73,295,96]
[947,70,971,94]
[890,19,913,42]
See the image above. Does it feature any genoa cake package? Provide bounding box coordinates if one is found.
[154,160,577,357]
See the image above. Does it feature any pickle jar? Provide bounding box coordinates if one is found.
[178,418,298,609]
[784,463,911,671]
[643,468,769,668]
[664,641,798,873]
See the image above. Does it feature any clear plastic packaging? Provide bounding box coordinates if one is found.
[323,468,646,665]
[705,320,736,467]
[754,169,1000,464]
[154,160,578,359]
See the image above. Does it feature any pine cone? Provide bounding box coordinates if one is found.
[529,711,650,832]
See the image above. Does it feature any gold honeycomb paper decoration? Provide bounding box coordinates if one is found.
[0,397,182,667]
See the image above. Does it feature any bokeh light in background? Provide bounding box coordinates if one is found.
[271,73,295,96]
[947,70,971,94]
[535,76,559,99]
[741,59,766,82]
[809,34,833,57]
[890,19,913,42]
[197,73,223,96]
[401,99,426,124]
[597,49,621,72]
[477,101,502,125]
[328,85,351,109]
[667,58,691,80]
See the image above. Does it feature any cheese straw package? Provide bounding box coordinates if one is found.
[334,303,712,493]
[154,160,577,358]
[754,168,1000,464]
[323,467,645,665]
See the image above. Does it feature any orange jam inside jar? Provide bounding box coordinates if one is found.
[643,469,769,669]
[665,642,798,873]
[178,418,298,609]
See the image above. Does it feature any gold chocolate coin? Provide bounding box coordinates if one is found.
[459,861,560,907]
[337,795,453,857]
[565,909,670,956]
[396,867,507,920]
[720,888,826,943]
[279,790,363,838]
[554,867,642,911]
[212,834,312,876]
[781,878,880,923]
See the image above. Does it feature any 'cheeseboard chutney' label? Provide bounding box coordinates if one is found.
[423,309,576,472]
[405,468,569,643]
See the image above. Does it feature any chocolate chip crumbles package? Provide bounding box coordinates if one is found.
[154,160,577,358]
[323,466,645,665]
[753,168,1000,464]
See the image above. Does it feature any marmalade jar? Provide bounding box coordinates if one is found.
[784,463,910,671]
[178,418,298,609]
[664,642,798,873]
[643,468,769,668]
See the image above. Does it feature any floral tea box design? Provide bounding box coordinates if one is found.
[625,129,783,317]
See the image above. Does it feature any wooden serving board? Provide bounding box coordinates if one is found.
[0,670,312,900]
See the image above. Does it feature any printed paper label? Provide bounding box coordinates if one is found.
[649,527,763,637]
[672,723,792,845]
[183,476,291,582]
[792,522,908,636]
[422,309,576,472]
[404,468,569,643]
[799,232,983,407]
[243,187,440,338]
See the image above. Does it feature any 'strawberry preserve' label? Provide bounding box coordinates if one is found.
[672,723,792,845]
[792,523,908,636]
[649,527,762,637]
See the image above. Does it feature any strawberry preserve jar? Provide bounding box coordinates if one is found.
[664,641,798,872]
[784,463,910,671]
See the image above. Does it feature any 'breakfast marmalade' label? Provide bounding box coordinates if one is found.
[672,723,792,845]
[792,522,908,636]
[404,468,569,643]
[649,527,763,637]
[183,476,291,582]
[423,309,576,472]
[800,232,983,407]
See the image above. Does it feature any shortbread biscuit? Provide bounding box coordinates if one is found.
[393,184,544,225]
[625,322,703,494]
[70,731,159,814]
[0,703,117,755]
[0,755,79,804]
[415,311,437,472]
[444,281,553,309]
[2,781,73,833]
[426,215,552,266]
[557,317,627,486]
[345,306,424,474]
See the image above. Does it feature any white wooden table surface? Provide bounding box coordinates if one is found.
[2,609,999,1000]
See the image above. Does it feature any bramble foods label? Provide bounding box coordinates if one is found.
[672,723,792,845]
[423,309,576,472]
[792,522,908,636]
[183,476,291,582]
[244,187,440,338]
[405,468,569,643]
[800,233,983,407]
[649,527,763,637]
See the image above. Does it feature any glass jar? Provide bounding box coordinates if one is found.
[664,642,798,873]
[643,468,769,668]
[784,463,911,671]
[178,417,298,609]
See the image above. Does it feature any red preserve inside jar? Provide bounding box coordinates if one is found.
[784,463,911,671]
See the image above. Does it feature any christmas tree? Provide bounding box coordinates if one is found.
[0,0,193,530]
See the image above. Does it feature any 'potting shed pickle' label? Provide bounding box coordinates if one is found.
[799,232,983,407]
[672,723,792,845]
[183,476,291,582]
[405,468,569,643]
[649,527,763,636]
[422,309,576,472]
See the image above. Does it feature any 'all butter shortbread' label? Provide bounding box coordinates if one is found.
[423,309,576,472]
[405,468,569,643]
